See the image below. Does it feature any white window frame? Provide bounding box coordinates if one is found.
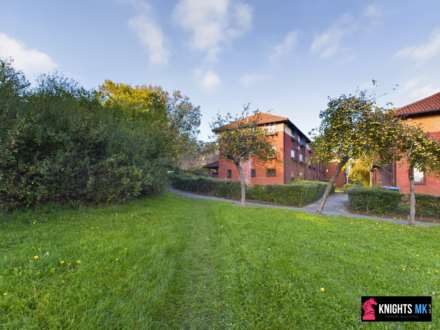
[265,125,277,135]
[413,167,425,184]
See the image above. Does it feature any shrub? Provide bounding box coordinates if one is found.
[248,182,329,206]
[342,183,363,192]
[348,187,402,214]
[410,194,440,219]
[171,174,328,207]
[0,63,173,210]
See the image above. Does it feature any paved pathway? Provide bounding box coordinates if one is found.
[169,188,436,227]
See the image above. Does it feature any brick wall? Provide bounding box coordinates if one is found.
[393,114,440,196]
[395,157,440,196]
[324,161,347,188]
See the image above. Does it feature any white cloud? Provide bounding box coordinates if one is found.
[194,69,221,91]
[395,29,440,64]
[0,32,57,78]
[128,2,169,65]
[239,73,268,87]
[363,4,382,21]
[173,0,253,61]
[311,5,383,59]
[310,15,354,58]
[230,3,253,37]
[394,76,440,106]
[270,30,298,61]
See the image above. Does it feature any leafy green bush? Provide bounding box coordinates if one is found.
[348,187,402,214]
[171,174,328,206]
[407,194,440,219]
[0,62,174,210]
[342,183,363,192]
[249,183,328,206]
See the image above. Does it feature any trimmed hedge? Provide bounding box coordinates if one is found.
[171,174,329,207]
[348,187,402,214]
[171,174,241,199]
[342,183,362,193]
[410,194,440,219]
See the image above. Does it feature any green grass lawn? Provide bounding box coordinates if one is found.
[1,193,439,329]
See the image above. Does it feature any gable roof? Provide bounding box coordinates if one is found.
[395,91,440,118]
[213,112,311,142]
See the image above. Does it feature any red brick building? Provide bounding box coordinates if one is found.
[393,92,440,196]
[374,92,440,195]
[215,113,325,185]
[324,161,348,188]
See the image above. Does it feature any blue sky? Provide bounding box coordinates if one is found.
[1,0,440,140]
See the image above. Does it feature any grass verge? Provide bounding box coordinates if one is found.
[1,193,439,329]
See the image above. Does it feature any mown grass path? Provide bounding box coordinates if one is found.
[1,193,439,329]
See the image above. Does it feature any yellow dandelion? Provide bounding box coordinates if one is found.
[32,255,39,260]
[320,287,325,292]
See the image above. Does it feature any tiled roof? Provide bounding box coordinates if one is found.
[216,112,288,131]
[213,112,311,142]
[395,91,440,117]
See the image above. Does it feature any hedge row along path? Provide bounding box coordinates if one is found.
[170,189,436,227]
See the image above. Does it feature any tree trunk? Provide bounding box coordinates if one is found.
[408,165,416,225]
[369,168,374,187]
[317,157,348,214]
[237,161,246,206]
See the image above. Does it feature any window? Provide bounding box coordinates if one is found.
[414,167,425,184]
[291,149,296,159]
[265,125,277,135]
[269,146,277,159]
[227,169,232,178]
[299,153,304,162]
[251,169,256,177]
[266,168,276,177]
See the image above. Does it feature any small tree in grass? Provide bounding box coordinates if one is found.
[311,93,400,214]
[211,106,273,206]
[395,124,440,224]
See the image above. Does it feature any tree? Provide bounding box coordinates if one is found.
[211,106,273,206]
[167,91,201,167]
[98,80,201,166]
[394,124,440,224]
[347,158,370,186]
[0,59,30,138]
[98,80,168,123]
[311,93,399,213]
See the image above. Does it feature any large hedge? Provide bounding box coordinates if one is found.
[348,187,440,219]
[348,187,402,214]
[403,194,440,219]
[171,174,328,207]
[0,63,174,210]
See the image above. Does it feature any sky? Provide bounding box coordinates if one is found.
[1,0,440,140]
